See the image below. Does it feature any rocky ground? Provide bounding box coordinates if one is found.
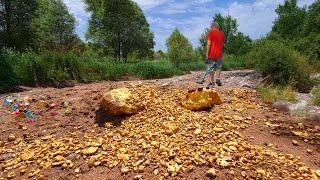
[0,70,319,180]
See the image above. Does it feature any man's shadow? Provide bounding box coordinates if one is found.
[95,108,128,127]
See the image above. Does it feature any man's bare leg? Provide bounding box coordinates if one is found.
[215,70,222,86]
[215,70,221,79]
[209,72,215,84]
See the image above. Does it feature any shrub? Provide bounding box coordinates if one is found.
[293,33,320,70]
[246,40,312,92]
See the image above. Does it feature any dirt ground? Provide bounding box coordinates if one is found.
[0,70,319,180]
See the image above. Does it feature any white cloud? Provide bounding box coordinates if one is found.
[133,0,170,10]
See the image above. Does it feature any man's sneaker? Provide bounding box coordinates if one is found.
[208,82,215,88]
[216,79,222,86]
[196,79,205,84]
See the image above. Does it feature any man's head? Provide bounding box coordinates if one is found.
[211,22,220,30]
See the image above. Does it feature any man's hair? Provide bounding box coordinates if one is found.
[211,22,220,29]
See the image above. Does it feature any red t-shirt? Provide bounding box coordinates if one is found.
[207,28,225,60]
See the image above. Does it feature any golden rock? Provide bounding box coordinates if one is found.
[256,168,266,176]
[28,169,40,178]
[315,170,320,177]
[21,151,35,161]
[206,168,217,178]
[121,167,130,173]
[292,140,299,146]
[213,127,224,133]
[182,88,223,111]
[101,86,155,116]
[307,149,313,154]
[133,175,143,180]
[216,158,229,167]
[117,153,130,161]
[8,134,16,142]
[82,147,98,156]
[7,172,15,179]
[194,128,201,135]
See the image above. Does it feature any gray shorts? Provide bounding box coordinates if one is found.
[206,59,222,74]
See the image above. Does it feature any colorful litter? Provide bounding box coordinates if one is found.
[3,96,37,123]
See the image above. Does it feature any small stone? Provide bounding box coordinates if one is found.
[194,128,201,135]
[256,168,266,175]
[292,140,298,146]
[138,165,145,172]
[117,153,130,161]
[7,172,15,179]
[21,151,35,161]
[153,169,159,175]
[133,174,143,180]
[315,170,320,177]
[82,147,98,156]
[74,168,80,173]
[206,168,217,178]
[307,149,313,154]
[216,158,229,167]
[229,146,237,151]
[8,134,16,142]
[213,127,224,133]
[121,167,130,174]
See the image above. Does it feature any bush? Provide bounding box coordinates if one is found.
[293,33,320,70]
[246,40,312,92]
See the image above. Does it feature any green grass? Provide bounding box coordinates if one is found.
[311,86,320,106]
[222,55,247,71]
[0,51,206,92]
[257,86,298,103]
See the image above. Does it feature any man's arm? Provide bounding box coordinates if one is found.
[206,40,211,59]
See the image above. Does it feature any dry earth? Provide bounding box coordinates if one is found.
[0,70,319,180]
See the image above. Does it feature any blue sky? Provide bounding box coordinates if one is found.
[63,0,315,51]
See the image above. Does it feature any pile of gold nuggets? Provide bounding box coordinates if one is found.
[1,85,319,179]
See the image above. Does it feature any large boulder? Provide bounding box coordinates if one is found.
[182,88,223,111]
[100,85,156,116]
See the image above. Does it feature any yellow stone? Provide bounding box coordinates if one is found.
[182,89,223,111]
[256,168,266,176]
[117,153,130,161]
[82,147,98,156]
[21,151,35,161]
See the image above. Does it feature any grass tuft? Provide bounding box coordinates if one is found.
[257,86,298,103]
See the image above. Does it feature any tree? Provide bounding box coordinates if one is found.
[304,0,320,35]
[225,32,252,56]
[166,29,193,65]
[214,13,238,44]
[272,0,307,39]
[84,0,154,60]
[0,0,38,50]
[32,0,78,52]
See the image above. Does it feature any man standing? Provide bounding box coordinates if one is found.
[197,22,225,87]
